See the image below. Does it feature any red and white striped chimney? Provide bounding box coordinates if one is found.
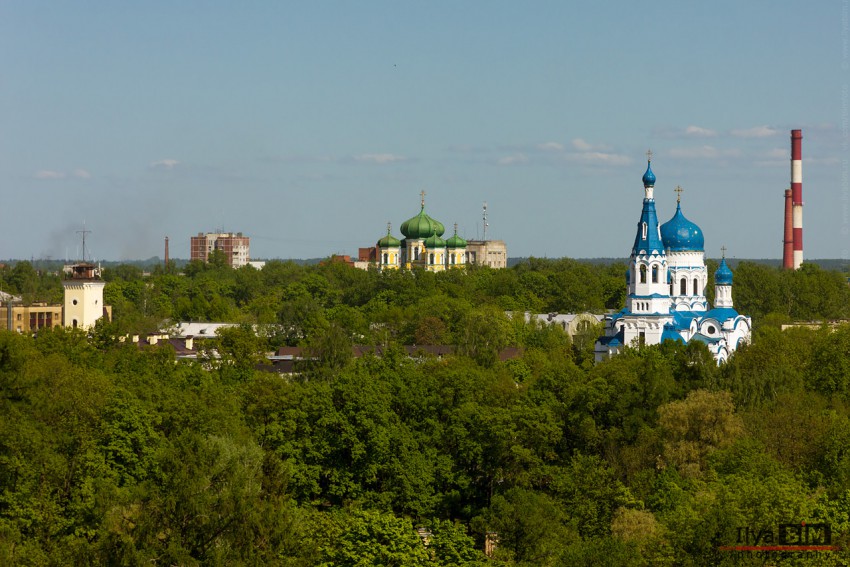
[790,130,803,269]
[782,189,793,269]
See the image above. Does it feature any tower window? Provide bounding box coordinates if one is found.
[680,278,687,295]
[640,265,647,283]
[429,253,435,264]
[652,265,659,283]
[382,253,388,264]
[642,222,647,239]
[693,278,699,296]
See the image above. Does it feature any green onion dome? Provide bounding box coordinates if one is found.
[445,225,467,248]
[377,224,401,248]
[400,202,445,239]
[423,233,446,248]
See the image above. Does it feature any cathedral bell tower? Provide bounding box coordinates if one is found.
[626,152,671,316]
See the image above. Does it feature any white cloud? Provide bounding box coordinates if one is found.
[805,156,841,165]
[685,125,717,137]
[763,148,787,159]
[730,125,778,138]
[566,152,631,166]
[572,138,593,151]
[150,159,180,169]
[497,153,529,166]
[269,154,334,164]
[353,153,407,164]
[34,168,92,179]
[34,170,65,179]
[571,138,610,152]
[668,146,720,159]
[537,141,565,152]
[668,145,742,159]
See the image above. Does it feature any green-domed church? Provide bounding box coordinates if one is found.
[376,192,468,271]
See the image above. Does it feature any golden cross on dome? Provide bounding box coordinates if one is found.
[386,222,392,235]
[420,190,426,208]
[646,149,653,162]
[454,222,458,235]
[721,245,727,258]
[674,185,684,203]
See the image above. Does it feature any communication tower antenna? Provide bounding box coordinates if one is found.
[76,222,92,262]
[482,202,489,241]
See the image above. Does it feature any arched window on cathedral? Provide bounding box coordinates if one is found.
[642,222,648,240]
[429,253,435,264]
[382,252,388,264]
[652,265,659,283]
[693,278,699,296]
[680,277,687,295]
[414,247,420,261]
[640,265,647,283]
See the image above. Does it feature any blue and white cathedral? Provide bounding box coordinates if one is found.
[595,155,751,364]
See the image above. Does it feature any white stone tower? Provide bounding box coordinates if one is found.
[63,263,106,330]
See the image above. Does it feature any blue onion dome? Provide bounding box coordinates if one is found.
[661,201,704,251]
[377,225,401,248]
[423,233,446,248]
[715,257,733,285]
[445,225,467,249]
[642,160,656,187]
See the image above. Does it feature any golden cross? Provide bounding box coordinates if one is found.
[646,149,653,162]
[420,190,426,208]
[721,245,727,258]
[387,222,392,235]
[454,222,458,235]
[674,185,684,203]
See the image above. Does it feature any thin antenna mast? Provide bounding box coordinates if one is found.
[482,202,489,241]
[76,223,92,262]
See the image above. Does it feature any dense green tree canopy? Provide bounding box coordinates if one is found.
[0,258,848,564]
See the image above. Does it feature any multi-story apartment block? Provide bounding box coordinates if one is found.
[190,232,251,268]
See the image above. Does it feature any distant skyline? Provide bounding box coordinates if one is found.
[1,1,847,262]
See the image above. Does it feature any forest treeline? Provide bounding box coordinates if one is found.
[1,256,850,565]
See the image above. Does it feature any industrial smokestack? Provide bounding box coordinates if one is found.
[791,129,803,269]
[783,189,793,269]
[164,236,170,268]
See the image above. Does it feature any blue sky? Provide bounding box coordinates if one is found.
[1,1,847,261]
